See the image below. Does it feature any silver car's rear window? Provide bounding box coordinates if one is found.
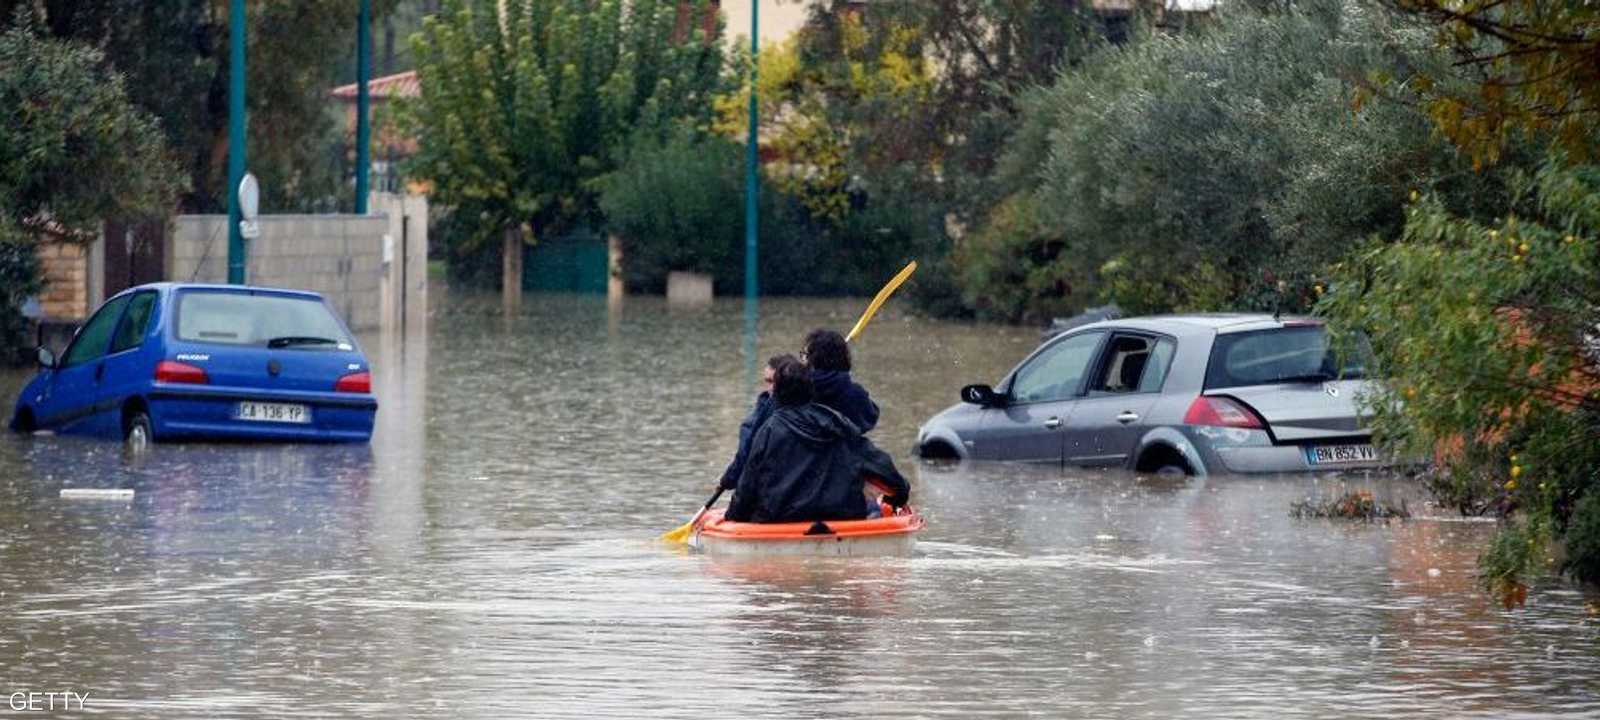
[1204,326,1368,389]
[176,291,350,347]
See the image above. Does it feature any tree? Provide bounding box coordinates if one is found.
[0,14,179,237]
[1320,159,1600,603]
[948,0,1504,320]
[0,13,180,362]
[598,126,745,291]
[396,0,725,312]
[1373,0,1600,167]
[0,0,387,213]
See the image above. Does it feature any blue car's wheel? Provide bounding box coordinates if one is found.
[124,411,153,452]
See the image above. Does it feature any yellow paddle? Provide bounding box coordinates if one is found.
[846,260,918,343]
[661,260,919,545]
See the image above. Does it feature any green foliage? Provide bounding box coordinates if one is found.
[947,193,1074,323]
[0,12,181,234]
[0,13,179,365]
[1320,158,1600,599]
[948,0,1499,320]
[396,0,726,270]
[599,127,744,286]
[1564,492,1600,586]
[1373,0,1600,167]
[0,219,41,365]
[0,1,371,213]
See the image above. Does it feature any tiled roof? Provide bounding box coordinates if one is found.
[330,70,419,100]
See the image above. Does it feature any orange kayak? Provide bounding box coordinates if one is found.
[690,507,924,556]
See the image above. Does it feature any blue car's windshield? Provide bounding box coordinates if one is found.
[175,291,351,348]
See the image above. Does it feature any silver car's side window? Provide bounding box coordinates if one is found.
[1009,332,1102,404]
[1137,338,1177,392]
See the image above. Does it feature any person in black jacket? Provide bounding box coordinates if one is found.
[717,355,786,491]
[727,356,910,523]
[801,328,879,434]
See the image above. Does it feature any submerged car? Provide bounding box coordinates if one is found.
[916,314,1384,475]
[9,283,376,445]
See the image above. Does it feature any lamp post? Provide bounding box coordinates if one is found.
[742,0,760,387]
[226,0,247,284]
[355,0,372,214]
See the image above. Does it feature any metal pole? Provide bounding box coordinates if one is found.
[742,0,760,388]
[226,0,247,284]
[355,0,372,214]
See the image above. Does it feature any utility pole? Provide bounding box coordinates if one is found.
[226,0,247,284]
[742,0,760,383]
[355,0,372,214]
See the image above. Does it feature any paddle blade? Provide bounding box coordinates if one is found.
[660,520,696,545]
[846,260,918,343]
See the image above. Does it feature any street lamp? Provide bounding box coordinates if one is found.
[226,0,247,284]
[743,0,760,387]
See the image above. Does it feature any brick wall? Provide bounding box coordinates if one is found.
[35,241,88,320]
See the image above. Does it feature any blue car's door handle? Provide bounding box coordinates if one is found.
[94,363,104,382]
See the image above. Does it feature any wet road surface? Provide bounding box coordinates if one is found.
[1,294,1595,718]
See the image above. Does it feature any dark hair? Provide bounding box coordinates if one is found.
[766,354,791,371]
[802,328,851,372]
[770,355,813,406]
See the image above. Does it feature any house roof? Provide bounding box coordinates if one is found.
[330,70,419,100]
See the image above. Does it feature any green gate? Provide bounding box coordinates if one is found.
[524,229,607,293]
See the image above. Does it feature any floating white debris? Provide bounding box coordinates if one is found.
[1369,635,1381,649]
[60,488,134,501]
[1427,568,1442,578]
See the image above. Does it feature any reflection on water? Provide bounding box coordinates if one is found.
[1,294,1596,718]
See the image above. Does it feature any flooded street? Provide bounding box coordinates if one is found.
[1,294,1596,718]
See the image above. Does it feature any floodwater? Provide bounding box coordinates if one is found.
[1,293,1595,718]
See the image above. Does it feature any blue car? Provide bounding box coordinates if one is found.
[9,283,377,445]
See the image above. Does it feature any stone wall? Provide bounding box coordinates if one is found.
[170,214,388,332]
[169,194,428,334]
[372,192,429,337]
[34,241,88,320]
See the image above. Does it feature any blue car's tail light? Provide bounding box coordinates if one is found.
[155,360,209,385]
[335,371,371,394]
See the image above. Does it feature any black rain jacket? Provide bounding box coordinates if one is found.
[811,369,879,434]
[726,402,910,523]
[718,392,774,490]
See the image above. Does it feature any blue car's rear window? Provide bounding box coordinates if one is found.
[1204,325,1370,389]
[176,291,351,347]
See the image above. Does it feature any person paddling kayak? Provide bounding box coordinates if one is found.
[801,328,879,434]
[727,355,909,523]
[717,355,784,492]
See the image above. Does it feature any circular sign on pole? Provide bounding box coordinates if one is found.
[238,172,260,221]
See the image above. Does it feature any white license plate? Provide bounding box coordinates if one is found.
[1304,443,1378,466]
[235,401,311,424]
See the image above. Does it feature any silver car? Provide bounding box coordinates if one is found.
[915,314,1384,475]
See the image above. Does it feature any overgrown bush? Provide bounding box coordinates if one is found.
[598,124,931,297]
[0,223,40,366]
[598,128,746,294]
[1320,158,1600,601]
[949,0,1491,320]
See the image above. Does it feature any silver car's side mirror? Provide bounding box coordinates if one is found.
[961,384,1002,407]
[36,346,56,369]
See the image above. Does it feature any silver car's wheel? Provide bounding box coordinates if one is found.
[125,412,153,452]
[1154,464,1189,478]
